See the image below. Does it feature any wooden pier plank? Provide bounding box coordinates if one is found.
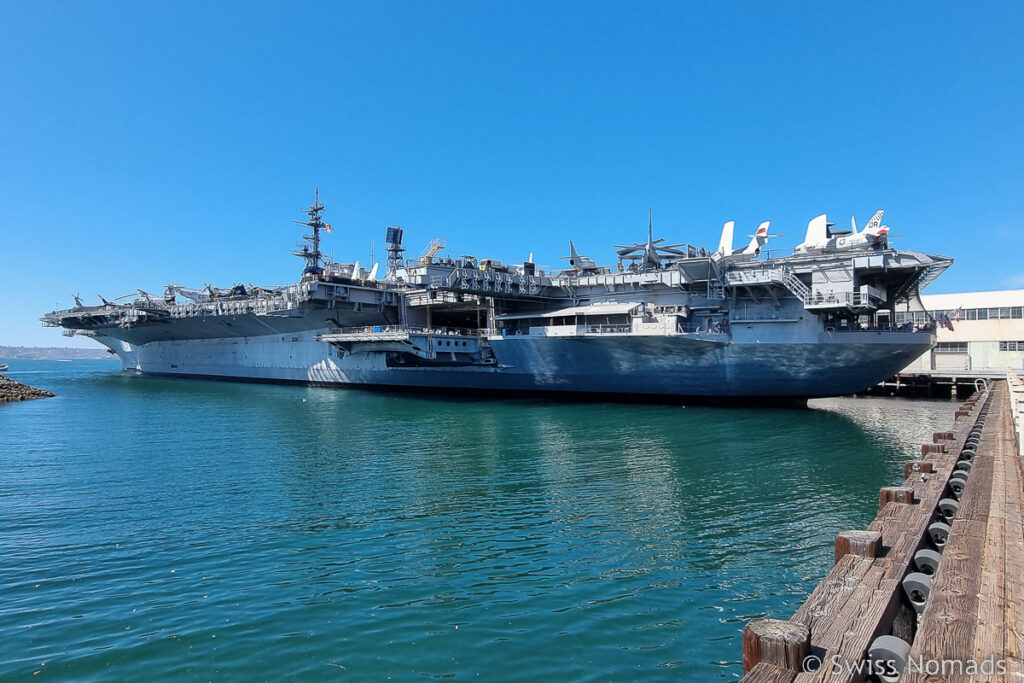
[955,449,994,522]
[904,520,987,682]
[1000,420,1024,660]
[972,484,1005,665]
[1005,655,1024,679]
[743,663,797,683]
[1005,516,1024,661]
[905,385,1024,683]
[790,555,872,625]
[791,574,901,683]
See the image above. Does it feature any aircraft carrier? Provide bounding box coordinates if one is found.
[42,192,953,402]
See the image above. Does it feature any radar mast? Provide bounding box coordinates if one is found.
[385,225,406,279]
[293,188,331,277]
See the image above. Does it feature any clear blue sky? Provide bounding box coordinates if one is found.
[2,1,1022,346]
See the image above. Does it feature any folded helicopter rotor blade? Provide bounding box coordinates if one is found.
[658,247,686,255]
[616,247,643,256]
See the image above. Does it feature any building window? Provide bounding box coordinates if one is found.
[913,306,1022,322]
[935,342,967,353]
[999,341,1024,351]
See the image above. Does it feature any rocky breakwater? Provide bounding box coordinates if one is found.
[0,374,55,403]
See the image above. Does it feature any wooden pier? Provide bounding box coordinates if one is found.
[865,372,1005,399]
[741,380,1024,682]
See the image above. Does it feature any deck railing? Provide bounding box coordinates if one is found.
[327,325,485,337]
[828,323,934,333]
[584,324,632,334]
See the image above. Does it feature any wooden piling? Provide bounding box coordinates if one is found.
[741,618,809,674]
[834,530,882,564]
[879,485,914,509]
[904,460,935,479]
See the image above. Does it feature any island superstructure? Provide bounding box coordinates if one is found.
[42,194,952,402]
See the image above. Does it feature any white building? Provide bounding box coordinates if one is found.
[896,289,1024,375]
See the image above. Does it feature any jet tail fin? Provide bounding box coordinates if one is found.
[798,214,829,251]
[741,221,771,256]
[863,210,886,235]
[717,221,735,256]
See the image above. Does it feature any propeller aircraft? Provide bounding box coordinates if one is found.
[615,210,689,271]
[794,210,891,255]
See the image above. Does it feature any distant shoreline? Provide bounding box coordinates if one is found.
[0,346,115,361]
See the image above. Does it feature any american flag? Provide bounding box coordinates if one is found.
[951,306,963,322]
[937,314,954,331]
[323,223,333,234]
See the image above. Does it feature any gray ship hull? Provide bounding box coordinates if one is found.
[95,329,932,400]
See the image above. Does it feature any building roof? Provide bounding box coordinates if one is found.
[919,289,1024,308]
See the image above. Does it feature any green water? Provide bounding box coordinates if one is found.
[0,360,956,680]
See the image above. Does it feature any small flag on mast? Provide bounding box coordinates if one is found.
[323,223,333,233]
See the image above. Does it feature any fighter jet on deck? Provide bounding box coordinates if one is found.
[561,241,600,273]
[794,211,890,255]
[713,221,775,262]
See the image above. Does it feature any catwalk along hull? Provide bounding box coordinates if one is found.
[96,329,933,399]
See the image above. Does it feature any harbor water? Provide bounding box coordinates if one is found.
[0,360,957,680]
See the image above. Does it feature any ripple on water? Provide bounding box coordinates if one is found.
[0,361,958,679]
